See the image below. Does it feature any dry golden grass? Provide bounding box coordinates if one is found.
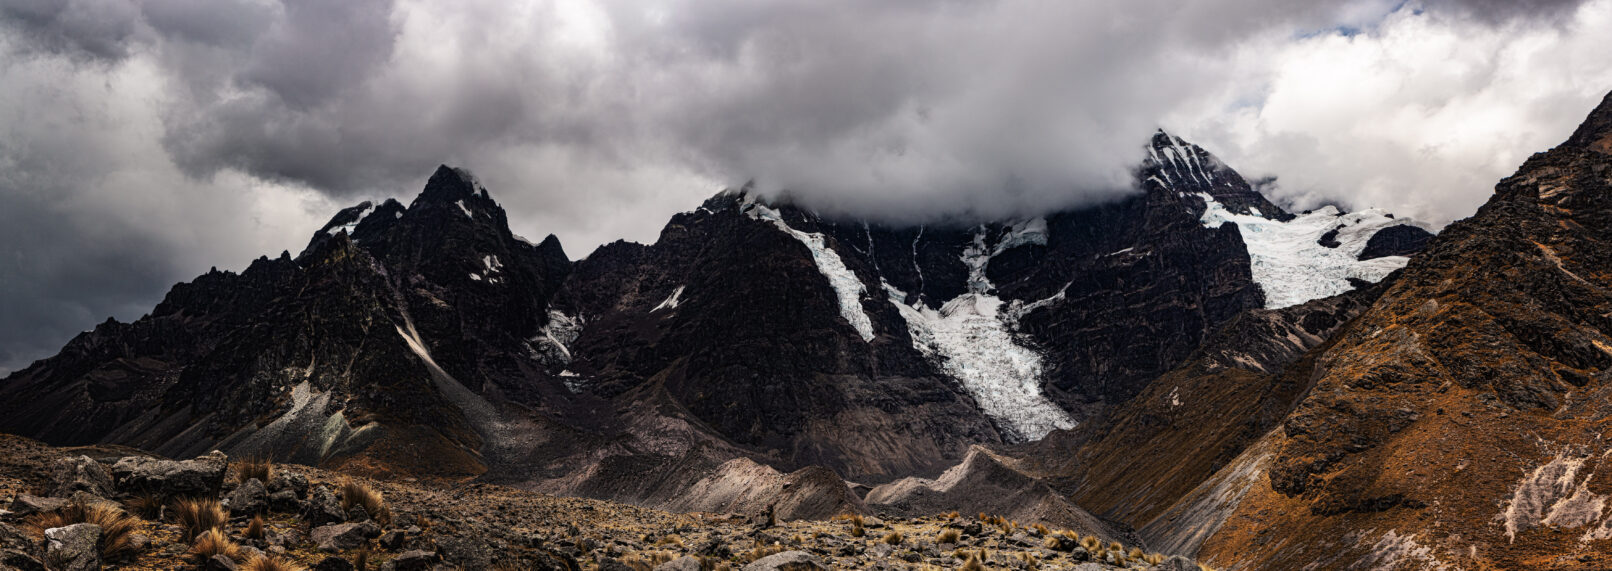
[1032,523,1050,537]
[339,478,392,526]
[23,501,142,561]
[847,513,865,538]
[353,547,371,571]
[189,529,242,564]
[173,497,228,541]
[236,457,272,485]
[1144,552,1167,565]
[1080,535,1100,551]
[245,514,265,540]
[960,556,984,571]
[242,554,307,571]
[881,531,904,545]
[124,491,164,520]
[653,534,685,548]
[936,528,960,544]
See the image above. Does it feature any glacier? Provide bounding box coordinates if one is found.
[1196,193,1413,309]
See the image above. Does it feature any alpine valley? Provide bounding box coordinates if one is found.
[3,91,1611,571]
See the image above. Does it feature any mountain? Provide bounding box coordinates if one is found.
[0,128,1434,535]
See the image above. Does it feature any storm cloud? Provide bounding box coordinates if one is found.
[1,0,1610,374]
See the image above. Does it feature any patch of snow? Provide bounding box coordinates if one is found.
[529,310,583,367]
[394,211,403,219]
[883,221,1074,442]
[1168,386,1182,408]
[652,285,686,312]
[455,200,473,218]
[1196,193,1413,309]
[482,255,502,273]
[468,273,483,281]
[744,203,875,341]
[1352,529,1450,571]
[1002,281,1070,328]
[325,203,375,236]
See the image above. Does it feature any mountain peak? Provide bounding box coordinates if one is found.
[416,164,492,205]
[1562,89,1612,154]
[1143,130,1293,221]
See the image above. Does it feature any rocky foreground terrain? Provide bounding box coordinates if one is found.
[0,435,1209,570]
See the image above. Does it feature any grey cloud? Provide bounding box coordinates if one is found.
[0,0,143,60]
[0,0,1608,374]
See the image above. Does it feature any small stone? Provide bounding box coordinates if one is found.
[204,553,240,571]
[225,478,269,515]
[301,485,346,527]
[377,530,407,551]
[345,504,371,523]
[654,556,702,571]
[384,549,440,571]
[310,521,381,552]
[268,490,301,512]
[312,555,357,571]
[742,551,828,571]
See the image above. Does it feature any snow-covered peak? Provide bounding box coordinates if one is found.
[323,202,376,237]
[1196,192,1416,308]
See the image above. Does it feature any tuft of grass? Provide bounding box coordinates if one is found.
[848,514,866,538]
[1108,541,1124,552]
[339,478,392,527]
[236,457,272,485]
[173,497,229,541]
[1032,523,1050,537]
[1144,552,1166,565]
[936,528,960,544]
[737,543,786,565]
[1129,546,1145,559]
[1080,535,1101,551]
[189,529,243,564]
[960,556,984,571]
[881,531,904,545]
[125,491,165,520]
[242,554,307,571]
[23,501,142,561]
[654,535,685,548]
[245,514,266,541]
[353,547,371,571]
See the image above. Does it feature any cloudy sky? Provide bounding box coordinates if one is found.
[1,0,1610,374]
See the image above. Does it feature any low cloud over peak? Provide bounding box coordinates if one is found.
[1,0,1611,373]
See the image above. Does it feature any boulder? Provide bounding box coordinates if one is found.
[0,522,34,552]
[224,478,268,515]
[48,456,114,499]
[6,495,66,519]
[111,451,228,497]
[203,553,240,571]
[0,549,45,571]
[742,551,827,571]
[383,550,440,571]
[311,522,381,552]
[43,523,99,571]
[301,485,345,527]
[654,556,701,571]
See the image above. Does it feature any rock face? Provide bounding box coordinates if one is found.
[1186,91,1612,569]
[657,458,867,522]
[311,521,382,552]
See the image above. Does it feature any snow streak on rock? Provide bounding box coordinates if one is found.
[745,201,876,342]
[529,310,583,368]
[326,203,375,236]
[1497,453,1612,543]
[1195,193,1413,309]
[652,285,685,312]
[886,220,1074,442]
